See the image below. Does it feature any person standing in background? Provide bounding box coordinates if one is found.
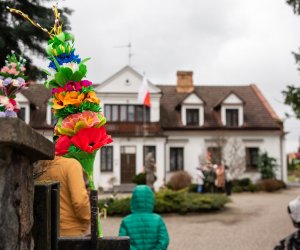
[196,167,205,193]
[119,185,169,250]
[224,165,233,195]
[36,156,91,236]
[215,164,225,192]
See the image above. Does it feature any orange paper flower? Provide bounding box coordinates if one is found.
[85,91,100,104]
[52,91,85,110]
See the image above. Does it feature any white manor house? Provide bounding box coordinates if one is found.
[17,66,286,190]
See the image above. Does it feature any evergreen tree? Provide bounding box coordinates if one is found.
[283,0,300,116]
[0,0,72,80]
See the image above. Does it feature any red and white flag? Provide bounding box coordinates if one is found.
[138,75,151,107]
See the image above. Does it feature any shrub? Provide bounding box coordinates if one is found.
[232,185,243,193]
[168,171,192,190]
[99,197,131,216]
[232,178,259,192]
[132,172,146,185]
[99,189,230,216]
[258,179,286,192]
[188,184,198,193]
[258,152,277,179]
[238,178,251,187]
[247,183,261,192]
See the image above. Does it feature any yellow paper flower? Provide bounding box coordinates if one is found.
[85,91,100,104]
[52,91,85,110]
[52,92,66,109]
[64,91,85,107]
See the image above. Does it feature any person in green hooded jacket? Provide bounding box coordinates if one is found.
[119,185,169,250]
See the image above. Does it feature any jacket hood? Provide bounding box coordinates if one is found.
[130,185,154,213]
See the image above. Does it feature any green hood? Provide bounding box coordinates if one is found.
[130,185,154,213]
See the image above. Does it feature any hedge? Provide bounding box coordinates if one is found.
[99,188,230,216]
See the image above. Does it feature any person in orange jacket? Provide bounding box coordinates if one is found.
[36,156,91,236]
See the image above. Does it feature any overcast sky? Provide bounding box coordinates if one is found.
[50,0,300,152]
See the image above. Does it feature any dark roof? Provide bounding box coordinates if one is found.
[158,84,282,130]
[23,83,282,132]
[22,83,53,129]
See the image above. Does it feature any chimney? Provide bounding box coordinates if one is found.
[176,71,194,93]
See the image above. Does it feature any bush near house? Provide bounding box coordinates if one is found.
[167,171,192,191]
[132,172,146,185]
[231,177,286,193]
[258,152,277,179]
[258,179,286,192]
[99,188,229,216]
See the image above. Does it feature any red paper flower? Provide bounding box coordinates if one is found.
[71,127,112,153]
[55,135,71,155]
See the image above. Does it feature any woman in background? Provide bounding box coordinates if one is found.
[36,156,91,236]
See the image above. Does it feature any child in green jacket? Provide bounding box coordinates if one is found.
[119,185,169,250]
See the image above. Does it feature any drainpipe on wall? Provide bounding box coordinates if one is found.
[280,130,287,182]
[164,138,168,184]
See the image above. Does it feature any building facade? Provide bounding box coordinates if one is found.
[21,66,286,190]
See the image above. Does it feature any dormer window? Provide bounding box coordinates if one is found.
[186,109,199,125]
[15,93,30,124]
[181,93,204,126]
[219,92,244,127]
[47,101,57,126]
[226,109,239,127]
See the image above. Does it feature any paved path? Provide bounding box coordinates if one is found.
[101,187,300,250]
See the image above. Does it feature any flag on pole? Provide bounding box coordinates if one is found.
[138,75,151,107]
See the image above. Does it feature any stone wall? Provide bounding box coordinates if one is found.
[0,118,54,250]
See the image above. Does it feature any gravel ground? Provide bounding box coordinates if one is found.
[101,187,300,250]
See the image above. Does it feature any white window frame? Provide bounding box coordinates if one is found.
[18,103,30,124]
[46,102,53,125]
[221,105,243,127]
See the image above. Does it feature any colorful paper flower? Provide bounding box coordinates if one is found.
[52,91,85,109]
[55,135,72,155]
[55,111,106,136]
[71,127,112,153]
[48,51,81,70]
[85,91,100,104]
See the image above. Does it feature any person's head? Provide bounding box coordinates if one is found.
[130,185,154,214]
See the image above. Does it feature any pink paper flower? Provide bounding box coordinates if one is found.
[56,111,106,136]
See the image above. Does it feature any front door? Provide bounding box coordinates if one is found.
[120,146,136,184]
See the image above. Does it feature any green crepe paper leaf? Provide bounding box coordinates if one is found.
[64,32,75,43]
[46,44,54,56]
[56,32,66,42]
[79,102,101,113]
[55,67,73,86]
[44,79,59,89]
[56,117,63,127]
[51,56,61,71]
[44,81,51,89]
[71,71,84,82]
[80,57,91,64]
[54,102,101,119]
[79,63,87,77]
[81,86,94,94]
[41,68,51,76]
[64,149,97,190]
[61,67,74,79]
[96,115,107,127]
[55,72,67,86]
[0,106,5,111]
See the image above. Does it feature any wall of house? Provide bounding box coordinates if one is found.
[94,137,167,190]
[164,130,286,183]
